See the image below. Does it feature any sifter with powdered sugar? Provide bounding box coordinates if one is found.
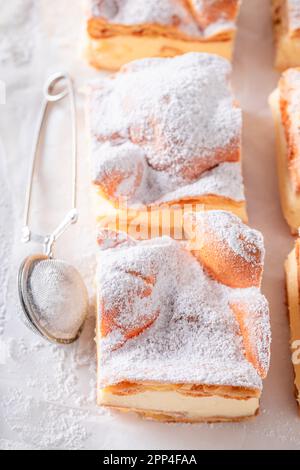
[18,72,88,344]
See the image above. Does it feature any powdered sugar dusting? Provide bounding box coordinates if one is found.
[1,388,90,449]
[27,259,88,340]
[281,68,300,116]
[96,229,270,390]
[231,290,271,377]
[0,0,38,66]
[288,0,300,32]
[156,162,244,204]
[92,142,244,205]
[90,0,238,38]
[89,53,243,206]
[193,210,265,265]
[0,313,100,450]
[279,68,300,190]
[188,0,240,37]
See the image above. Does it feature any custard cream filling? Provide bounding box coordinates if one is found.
[85,34,234,70]
[99,390,259,419]
[92,186,247,238]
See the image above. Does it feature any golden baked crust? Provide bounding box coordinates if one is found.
[87,17,234,43]
[101,405,259,423]
[185,211,263,288]
[104,381,260,399]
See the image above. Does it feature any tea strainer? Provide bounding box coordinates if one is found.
[18,72,88,344]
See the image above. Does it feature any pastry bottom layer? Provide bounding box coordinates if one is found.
[285,249,300,412]
[85,34,233,70]
[99,389,260,423]
[269,89,300,234]
[93,189,247,240]
[274,33,300,71]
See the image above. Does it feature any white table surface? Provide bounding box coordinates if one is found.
[0,0,300,450]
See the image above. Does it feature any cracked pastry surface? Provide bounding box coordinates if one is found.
[85,0,241,69]
[272,0,300,70]
[87,53,247,234]
[96,211,271,422]
[269,68,300,233]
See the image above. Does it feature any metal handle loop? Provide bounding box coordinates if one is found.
[44,73,70,102]
[22,72,78,255]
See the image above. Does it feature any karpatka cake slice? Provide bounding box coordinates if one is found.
[87,53,247,238]
[85,0,242,70]
[95,211,271,423]
[269,68,300,233]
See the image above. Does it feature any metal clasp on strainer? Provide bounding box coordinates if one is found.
[18,73,88,344]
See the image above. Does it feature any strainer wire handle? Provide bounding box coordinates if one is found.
[22,72,78,254]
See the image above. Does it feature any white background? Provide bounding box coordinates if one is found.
[0,0,300,450]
